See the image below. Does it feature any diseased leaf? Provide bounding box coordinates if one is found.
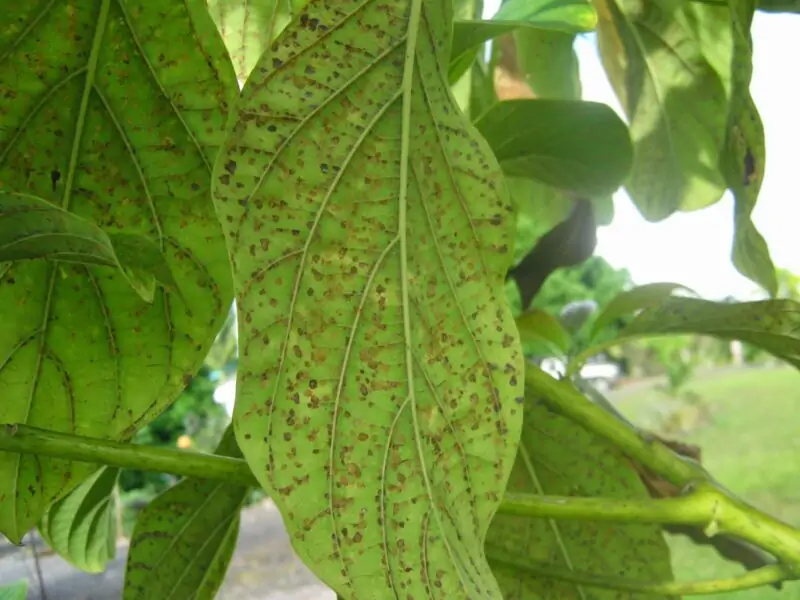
[486,400,673,599]
[515,309,572,356]
[509,199,597,310]
[476,99,633,197]
[590,282,695,339]
[595,0,728,220]
[449,0,597,82]
[38,467,119,574]
[610,298,800,368]
[0,580,27,600]
[719,0,777,295]
[205,0,302,83]
[123,427,248,600]
[212,1,525,597]
[0,0,236,542]
[0,192,178,303]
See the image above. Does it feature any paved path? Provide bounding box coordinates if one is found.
[0,500,335,600]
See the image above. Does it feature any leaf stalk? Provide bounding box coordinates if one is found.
[525,365,800,572]
[0,424,258,488]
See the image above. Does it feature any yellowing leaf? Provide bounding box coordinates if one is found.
[205,0,301,82]
[124,428,248,600]
[487,401,674,599]
[0,0,236,541]
[212,1,524,597]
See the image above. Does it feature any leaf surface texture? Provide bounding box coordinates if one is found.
[212,1,524,597]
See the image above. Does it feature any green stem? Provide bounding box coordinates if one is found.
[0,424,258,488]
[525,365,800,571]
[489,555,792,596]
[5,418,800,579]
[499,492,712,525]
[566,338,619,377]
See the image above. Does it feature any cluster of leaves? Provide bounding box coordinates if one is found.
[2,0,800,599]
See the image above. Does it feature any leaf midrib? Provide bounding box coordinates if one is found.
[399,1,475,597]
[518,443,588,600]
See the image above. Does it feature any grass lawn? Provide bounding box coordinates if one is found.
[611,366,800,598]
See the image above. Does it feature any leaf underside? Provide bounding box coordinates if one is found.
[0,0,235,541]
[595,0,728,220]
[123,428,248,600]
[486,401,674,599]
[205,0,300,83]
[0,191,179,302]
[212,1,524,598]
[721,0,777,295]
[38,466,119,573]
[620,297,800,368]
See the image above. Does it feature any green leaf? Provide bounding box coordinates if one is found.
[38,467,119,573]
[123,427,248,600]
[0,580,27,600]
[595,0,729,220]
[509,199,597,310]
[212,1,525,597]
[502,31,615,227]
[509,178,573,266]
[486,401,673,599]
[757,0,800,11]
[515,309,572,356]
[476,99,633,197]
[513,29,581,100]
[469,60,498,121]
[0,0,236,542]
[205,0,301,83]
[449,0,597,82]
[719,0,777,295]
[610,298,800,368]
[590,282,695,339]
[0,192,179,303]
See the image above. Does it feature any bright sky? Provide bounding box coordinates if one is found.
[483,2,800,299]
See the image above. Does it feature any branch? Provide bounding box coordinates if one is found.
[499,491,711,525]
[0,424,258,488]
[524,365,800,571]
[489,554,792,595]
[5,406,800,582]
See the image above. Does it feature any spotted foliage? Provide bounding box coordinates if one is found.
[212,1,524,598]
[38,467,119,574]
[617,297,800,368]
[487,401,673,600]
[0,0,236,541]
[123,428,248,600]
[205,0,304,82]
